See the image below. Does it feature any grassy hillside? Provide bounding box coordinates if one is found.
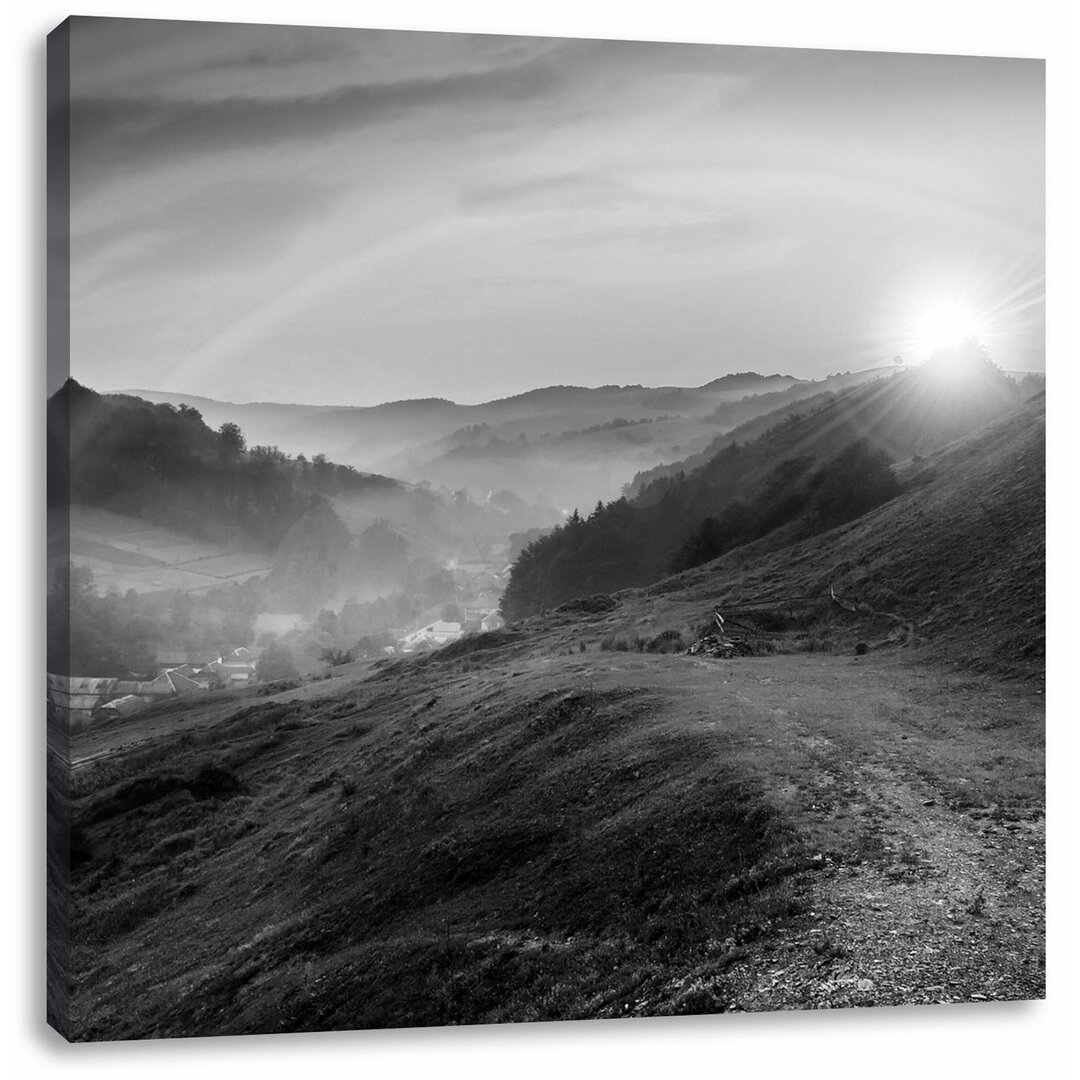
[50,506,273,596]
[621,392,1045,680]
[66,648,1042,1038]
[502,347,1026,619]
[62,394,1044,1037]
[48,379,401,552]
[627,368,892,497]
[68,657,810,1037]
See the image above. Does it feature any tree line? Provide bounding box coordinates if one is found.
[48,379,400,552]
[499,438,901,620]
[501,345,1021,621]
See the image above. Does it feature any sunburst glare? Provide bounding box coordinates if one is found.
[912,300,984,360]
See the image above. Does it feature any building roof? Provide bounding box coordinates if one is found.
[209,659,253,673]
[145,670,201,695]
[99,694,145,717]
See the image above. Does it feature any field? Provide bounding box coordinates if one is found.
[52,506,273,595]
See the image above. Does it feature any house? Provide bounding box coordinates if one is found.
[469,590,502,611]
[113,670,203,702]
[97,694,146,718]
[147,669,202,696]
[207,648,257,686]
[172,646,257,688]
[480,612,505,633]
[207,660,252,686]
[399,620,463,652]
[184,666,218,690]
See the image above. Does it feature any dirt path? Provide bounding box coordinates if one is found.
[535,649,1044,1007]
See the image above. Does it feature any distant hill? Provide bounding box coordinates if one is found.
[626,369,893,497]
[47,379,401,553]
[574,390,1045,680]
[502,344,1028,619]
[119,371,874,509]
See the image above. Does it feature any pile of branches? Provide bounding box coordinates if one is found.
[687,634,754,659]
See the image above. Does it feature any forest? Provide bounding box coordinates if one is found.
[500,439,902,619]
[46,381,441,676]
[47,379,400,552]
[501,346,1026,621]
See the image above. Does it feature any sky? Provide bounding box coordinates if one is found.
[57,16,1045,406]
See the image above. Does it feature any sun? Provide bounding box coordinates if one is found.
[911,300,983,360]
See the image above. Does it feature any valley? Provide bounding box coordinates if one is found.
[50,358,1045,1038]
[53,506,274,596]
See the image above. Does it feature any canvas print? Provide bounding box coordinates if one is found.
[46,16,1045,1041]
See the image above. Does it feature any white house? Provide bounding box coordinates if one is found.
[399,620,463,652]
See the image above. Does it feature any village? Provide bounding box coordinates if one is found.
[47,559,509,726]
[397,559,507,652]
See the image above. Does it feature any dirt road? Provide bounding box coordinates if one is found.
[541,649,1044,1007]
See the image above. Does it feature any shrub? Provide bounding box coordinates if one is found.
[554,594,618,615]
[646,629,686,653]
[257,640,300,682]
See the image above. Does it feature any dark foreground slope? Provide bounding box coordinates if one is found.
[62,393,1043,1039]
[66,643,1042,1039]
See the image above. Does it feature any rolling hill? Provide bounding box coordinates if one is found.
[502,345,1029,618]
[120,371,885,509]
[56,381,1044,1037]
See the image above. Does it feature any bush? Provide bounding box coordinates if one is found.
[554,594,618,615]
[256,640,300,681]
[646,629,686,653]
[320,647,354,667]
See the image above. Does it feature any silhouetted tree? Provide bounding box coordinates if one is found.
[256,640,299,682]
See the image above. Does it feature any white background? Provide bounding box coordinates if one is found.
[5,2,1076,1077]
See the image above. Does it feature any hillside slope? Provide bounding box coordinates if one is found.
[122,373,879,508]
[503,347,1026,618]
[65,642,1042,1038]
[622,392,1045,679]
[59,373,1043,1040]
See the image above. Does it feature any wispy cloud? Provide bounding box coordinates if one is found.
[457,171,646,214]
[62,18,1045,405]
[69,61,561,175]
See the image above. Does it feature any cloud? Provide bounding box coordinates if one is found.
[72,174,351,297]
[547,216,757,255]
[67,53,562,176]
[61,20,1044,404]
[456,171,645,215]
